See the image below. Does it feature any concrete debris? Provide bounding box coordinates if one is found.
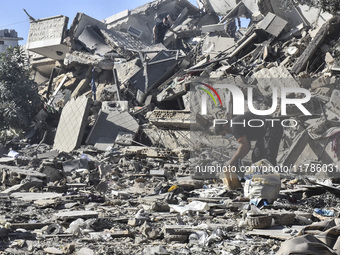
[26,15,69,60]
[257,12,288,37]
[53,96,91,152]
[86,101,139,150]
[2,0,340,254]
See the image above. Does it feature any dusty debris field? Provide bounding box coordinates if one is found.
[1,0,340,254]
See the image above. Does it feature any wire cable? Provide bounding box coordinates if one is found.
[0,19,28,29]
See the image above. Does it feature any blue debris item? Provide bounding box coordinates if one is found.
[250,198,269,208]
[80,154,90,161]
[314,208,336,217]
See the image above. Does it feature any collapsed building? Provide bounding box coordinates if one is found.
[0,0,340,254]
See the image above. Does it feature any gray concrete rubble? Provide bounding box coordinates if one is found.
[2,0,340,254]
[26,15,70,60]
[53,96,92,152]
[86,101,139,150]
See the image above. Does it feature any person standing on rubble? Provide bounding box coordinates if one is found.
[153,16,177,44]
[215,112,283,189]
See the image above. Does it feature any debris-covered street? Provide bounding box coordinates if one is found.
[0,0,340,254]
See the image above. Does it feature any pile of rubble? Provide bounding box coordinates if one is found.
[1,0,340,254]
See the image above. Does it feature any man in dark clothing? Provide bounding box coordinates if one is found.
[153,16,177,44]
[215,112,283,166]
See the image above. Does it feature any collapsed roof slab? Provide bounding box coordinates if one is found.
[69,12,107,40]
[64,51,115,70]
[200,0,258,16]
[203,0,332,31]
[100,28,147,56]
[78,26,113,55]
[26,15,69,60]
[105,0,199,45]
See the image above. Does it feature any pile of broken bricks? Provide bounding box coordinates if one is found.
[1,0,340,254]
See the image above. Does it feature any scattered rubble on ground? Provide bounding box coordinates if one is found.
[1,0,340,254]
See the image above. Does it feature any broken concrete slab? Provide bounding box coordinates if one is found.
[247,225,305,240]
[100,28,147,56]
[109,230,134,238]
[164,223,232,237]
[11,222,50,231]
[258,12,288,37]
[105,0,199,45]
[201,23,225,33]
[0,157,15,163]
[114,58,140,84]
[26,15,69,60]
[156,81,188,103]
[53,96,91,152]
[64,51,115,70]
[37,150,59,160]
[54,210,99,220]
[127,50,178,101]
[150,169,170,177]
[141,128,192,149]
[269,1,332,30]
[202,35,235,58]
[69,12,107,40]
[86,102,139,150]
[78,26,113,55]
[10,192,63,202]
[292,20,331,74]
[149,110,209,130]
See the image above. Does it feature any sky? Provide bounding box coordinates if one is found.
[0,0,198,44]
